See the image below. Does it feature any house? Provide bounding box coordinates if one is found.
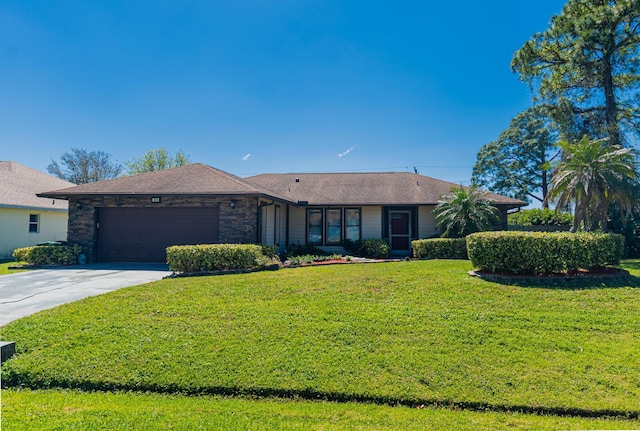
[39,163,526,262]
[0,161,74,258]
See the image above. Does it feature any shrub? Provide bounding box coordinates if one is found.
[287,254,342,265]
[12,245,82,265]
[166,244,264,273]
[287,244,333,258]
[344,239,389,259]
[358,239,389,258]
[508,208,573,226]
[260,244,279,259]
[466,231,624,275]
[412,238,467,259]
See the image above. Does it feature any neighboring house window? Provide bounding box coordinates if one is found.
[29,214,39,233]
[308,209,323,244]
[345,208,361,241]
[326,209,342,245]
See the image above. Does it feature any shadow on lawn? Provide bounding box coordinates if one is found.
[2,377,639,421]
[517,275,640,290]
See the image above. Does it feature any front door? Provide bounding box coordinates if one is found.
[390,211,411,254]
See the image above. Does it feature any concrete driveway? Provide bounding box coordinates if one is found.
[0,263,173,327]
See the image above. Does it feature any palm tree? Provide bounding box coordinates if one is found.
[546,137,640,232]
[434,186,500,238]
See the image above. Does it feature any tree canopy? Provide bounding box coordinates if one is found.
[511,0,640,147]
[472,106,561,207]
[126,148,191,175]
[47,148,122,185]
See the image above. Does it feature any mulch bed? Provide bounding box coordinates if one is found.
[469,267,630,285]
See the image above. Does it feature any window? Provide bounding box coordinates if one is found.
[307,208,361,245]
[345,208,361,241]
[29,214,39,233]
[326,209,342,244]
[308,209,323,244]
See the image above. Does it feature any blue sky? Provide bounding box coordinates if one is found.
[1,1,566,187]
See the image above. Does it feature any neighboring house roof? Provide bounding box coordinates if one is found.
[39,163,293,202]
[248,172,527,208]
[0,161,73,211]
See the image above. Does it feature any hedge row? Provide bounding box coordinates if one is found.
[166,244,266,273]
[507,208,573,226]
[13,245,82,265]
[412,238,467,259]
[466,231,624,275]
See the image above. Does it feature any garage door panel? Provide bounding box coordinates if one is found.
[98,207,220,262]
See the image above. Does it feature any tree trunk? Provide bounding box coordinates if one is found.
[602,37,620,147]
[541,169,549,209]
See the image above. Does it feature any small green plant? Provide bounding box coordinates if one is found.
[343,239,389,258]
[287,254,342,265]
[260,244,279,259]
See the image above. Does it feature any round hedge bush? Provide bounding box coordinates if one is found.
[466,231,624,275]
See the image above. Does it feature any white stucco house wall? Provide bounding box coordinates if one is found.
[0,161,74,258]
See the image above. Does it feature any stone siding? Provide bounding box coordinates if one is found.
[66,196,258,262]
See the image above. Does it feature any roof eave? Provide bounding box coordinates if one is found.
[0,203,68,212]
[37,191,295,204]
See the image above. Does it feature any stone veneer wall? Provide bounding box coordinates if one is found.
[66,195,258,262]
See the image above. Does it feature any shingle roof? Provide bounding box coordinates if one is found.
[248,172,527,208]
[0,161,73,211]
[39,163,293,202]
[38,163,526,209]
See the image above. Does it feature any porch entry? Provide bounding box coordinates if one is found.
[389,210,411,255]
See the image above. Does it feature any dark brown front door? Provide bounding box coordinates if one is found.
[390,211,410,253]
[98,207,220,262]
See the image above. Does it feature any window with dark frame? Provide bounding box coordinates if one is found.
[307,208,361,245]
[345,208,361,241]
[29,214,39,233]
[308,209,323,244]
[326,209,342,244]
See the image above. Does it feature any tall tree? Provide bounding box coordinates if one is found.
[511,0,640,147]
[433,186,500,238]
[47,148,122,184]
[547,136,639,232]
[126,148,191,175]
[473,106,561,207]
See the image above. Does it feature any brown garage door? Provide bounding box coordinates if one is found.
[98,207,220,262]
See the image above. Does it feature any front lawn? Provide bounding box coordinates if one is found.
[1,260,639,429]
[3,389,638,431]
[0,259,25,275]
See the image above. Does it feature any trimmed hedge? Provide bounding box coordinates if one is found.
[466,231,624,275]
[12,245,82,265]
[344,239,389,259]
[166,244,265,273]
[412,238,467,259]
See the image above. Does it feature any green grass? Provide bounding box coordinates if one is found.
[0,259,25,275]
[1,259,639,429]
[2,389,639,431]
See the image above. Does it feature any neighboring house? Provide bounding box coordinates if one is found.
[0,161,74,258]
[39,163,526,262]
